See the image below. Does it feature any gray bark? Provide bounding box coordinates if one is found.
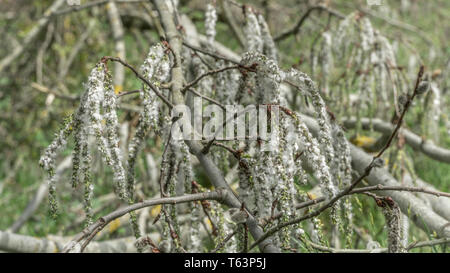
[0,231,138,253]
[107,1,126,91]
[300,114,450,238]
[342,117,450,164]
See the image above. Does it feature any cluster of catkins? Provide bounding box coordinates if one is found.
[314,6,448,212]
[40,43,172,225]
[318,12,407,124]
[183,5,354,250]
[381,200,407,253]
[40,62,126,224]
[316,10,447,147]
[41,4,359,252]
[312,10,447,207]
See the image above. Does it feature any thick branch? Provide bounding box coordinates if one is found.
[0,231,138,253]
[106,1,126,92]
[151,0,279,253]
[220,0,246,47]
[342,117,450,164]
[403,173,450,221]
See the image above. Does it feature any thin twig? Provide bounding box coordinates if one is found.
[182,65,250,93]
[274,5,345,42]
[117,89,142,97]
[101,56,174,108]
[186,88,226,110]
[182,41,241,65]
[356,5,434,46]
[210,229,238,253]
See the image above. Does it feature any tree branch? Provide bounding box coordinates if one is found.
[151,0,279,253]
[342,117,450,164]
[182,41,241,65]
[62,190,226,252]
[106,1,126,93]
[274,5,345,42]
[300,113,450,239]
[0,231,139,253]
[101,56,173,108]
